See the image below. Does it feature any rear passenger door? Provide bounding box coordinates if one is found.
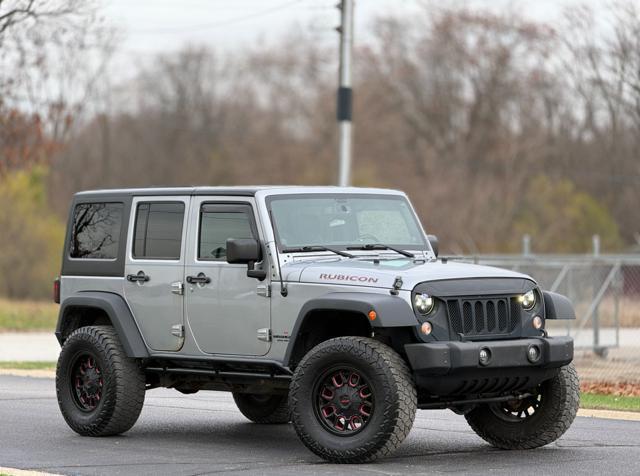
[124,196,190,352]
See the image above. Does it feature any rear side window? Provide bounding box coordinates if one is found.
[133,202,185,260]
[70,202,124,259]
[199,205,256,260]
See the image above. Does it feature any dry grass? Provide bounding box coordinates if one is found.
[581,381,640,397]
[0,299,58,331]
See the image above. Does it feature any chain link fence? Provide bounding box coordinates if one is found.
[462,254,640,387]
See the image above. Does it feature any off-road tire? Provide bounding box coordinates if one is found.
[289,337,417,463]
[465,363,580,449]
[232,393,290,424]
[56,325,146,436]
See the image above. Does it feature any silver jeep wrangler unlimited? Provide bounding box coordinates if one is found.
[54,186,579,463]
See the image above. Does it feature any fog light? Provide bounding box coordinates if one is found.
[527,345,541,363]
[421,321,432,335]
[479,347,491,366]
[532,315,543,330]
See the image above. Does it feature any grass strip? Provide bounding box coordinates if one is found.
[0,361,56,370]
[0,299,58,331]
[581,392,640,412]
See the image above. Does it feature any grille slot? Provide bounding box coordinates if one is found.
[446,297,519,338]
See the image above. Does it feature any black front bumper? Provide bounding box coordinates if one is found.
[404,336,573,396]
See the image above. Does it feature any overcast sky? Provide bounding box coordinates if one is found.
[104,0,603,61]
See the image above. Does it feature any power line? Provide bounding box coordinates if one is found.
[129,0,306,35]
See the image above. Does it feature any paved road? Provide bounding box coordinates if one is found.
[1,376,639,475]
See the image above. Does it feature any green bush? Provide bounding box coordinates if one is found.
[0,167,65,299]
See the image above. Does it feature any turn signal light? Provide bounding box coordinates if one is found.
[368,310,377,321]
[532,316,543,330]
[420,322,432,335]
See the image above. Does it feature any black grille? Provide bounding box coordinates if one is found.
[447,297,519,338]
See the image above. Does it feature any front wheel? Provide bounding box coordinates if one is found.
[289,337,417,463]
[465,363,580,449]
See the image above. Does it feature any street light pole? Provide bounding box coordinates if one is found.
[337,0,354,187]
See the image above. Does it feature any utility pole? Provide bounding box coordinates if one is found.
[337,0,354,187]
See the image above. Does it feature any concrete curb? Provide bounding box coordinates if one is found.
[0,467,61,476]
[577,408,640,421]
[0,369,55,379]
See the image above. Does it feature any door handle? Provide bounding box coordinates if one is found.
[186,273,211,285]
[127,271,150,283]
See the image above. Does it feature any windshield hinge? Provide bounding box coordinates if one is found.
[390,276,403,295]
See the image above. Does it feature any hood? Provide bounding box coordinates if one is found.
[282,257,533,291]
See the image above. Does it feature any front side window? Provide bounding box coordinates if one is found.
[133,202,185,260]
[268,195,426,250]
[198,205,255,260]
[70,202,123,259]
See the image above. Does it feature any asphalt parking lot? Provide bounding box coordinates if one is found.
[1,375,639,476]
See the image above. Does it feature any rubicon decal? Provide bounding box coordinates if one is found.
[319,273,379,283]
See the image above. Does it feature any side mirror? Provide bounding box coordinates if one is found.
[427,234,439,257]
[226,238,266,280]
[226,238,261,263]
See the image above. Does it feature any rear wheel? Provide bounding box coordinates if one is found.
[232,393,290,424]
[289,337,417,463]
[56,326,146,436]
[465,363,580,449]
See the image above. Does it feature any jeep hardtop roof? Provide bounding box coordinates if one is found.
[74,186,405,198]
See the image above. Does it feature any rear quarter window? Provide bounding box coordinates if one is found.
[69,202,124,259]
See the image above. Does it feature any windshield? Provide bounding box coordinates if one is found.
[268,194,427,252]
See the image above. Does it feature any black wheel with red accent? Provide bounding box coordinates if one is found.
[289,337,417,463]
[313,366,374,435]
[56,326,146,436]
[70,353,103,411]
[465,363,580,449]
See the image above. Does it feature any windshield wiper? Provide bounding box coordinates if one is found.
[281,245,355,258]
[346,243,415,258]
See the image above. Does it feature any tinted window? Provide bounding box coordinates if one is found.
[133,202,184,260]
[199,206,255,260]
[70,203,123,259]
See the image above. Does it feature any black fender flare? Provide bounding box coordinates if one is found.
[55,291,149,358]
[542,290,576,320]
[283,292,418,366]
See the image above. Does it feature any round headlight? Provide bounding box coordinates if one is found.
[414,293,435,315]
[519,290,536,311]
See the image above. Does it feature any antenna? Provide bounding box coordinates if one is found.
[268,208,288,297]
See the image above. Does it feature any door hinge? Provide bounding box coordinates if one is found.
[171,324,184,338]
[257,328,272,342]
[256,284,271,297]
[171,281,184,295]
